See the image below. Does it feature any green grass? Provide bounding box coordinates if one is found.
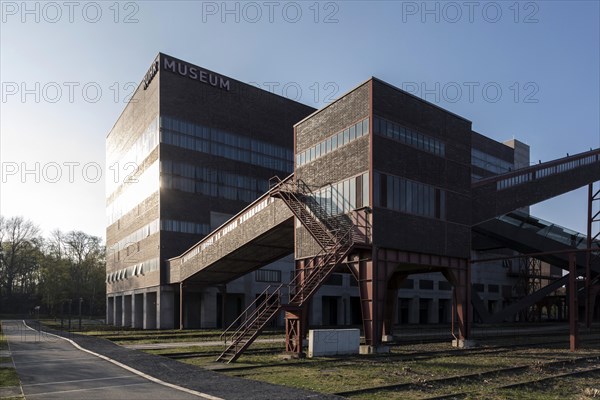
[177,339,598,398]
[0,367,20,387]
[0,331,8,352]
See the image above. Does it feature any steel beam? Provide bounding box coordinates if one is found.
[569,253,579,351]
[442,265,471,340]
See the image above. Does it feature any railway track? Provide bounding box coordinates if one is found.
[332,356,600,398]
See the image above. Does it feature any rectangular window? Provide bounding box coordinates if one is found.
[255,269,282,283]
[356,120,363,137]
[362,172,369,207]
[349,125,356,141]
[380,173,388,208]
[343,129,350,145]
[337,131,344,148]
[349,177,356,210]
[325,274,343,286]
[386,175,394,210]
[419,280,434,290]
[356,174,363,209]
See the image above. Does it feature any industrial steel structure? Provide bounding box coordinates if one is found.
[106,54,600,362]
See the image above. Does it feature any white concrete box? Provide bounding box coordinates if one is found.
[307,329,360,358]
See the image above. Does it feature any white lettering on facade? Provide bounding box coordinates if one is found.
[142,60,159,90]
[161,57,231,91]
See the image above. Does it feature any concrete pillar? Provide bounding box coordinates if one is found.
[144,292,157,329]
[133,293,143,328]
[200,289,218,328]
[158,287,175,329]
[429,298,439,324]
[408,296,419,324]
[106,296,114,325]
[114,295,123,327]
[123,295,132,327]
[312,294,322,326]
[342,294,351,326]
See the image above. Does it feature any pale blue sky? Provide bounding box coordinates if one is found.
[1,0,599,240]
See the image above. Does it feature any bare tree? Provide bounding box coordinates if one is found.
[0,216,40,298]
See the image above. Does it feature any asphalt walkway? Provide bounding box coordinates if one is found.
[2,320,338,400]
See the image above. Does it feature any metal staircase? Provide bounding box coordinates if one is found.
[216,175,366,363]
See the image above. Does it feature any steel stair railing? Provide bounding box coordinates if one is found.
[216,284,284,363]
[217,176,368,363]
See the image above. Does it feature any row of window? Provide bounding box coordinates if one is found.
[161,160,269,193]
[493,153,598,191]
[161,160,268,203]
[182,197,274,263]
[374,116,445,157]
[108,219,159,254]
[106,161,159,226]
[162,175,262,204]
[296,118,370,167]
[496,172,533,190]
[535,154,599,179]
[107,118,159,196]
[374,171,446,219]
[255,269,282,283]
[312,172,370,216]
[471,148,514,175]
[106,258,159,283]
[161,219,210,235]
[161,116,293,172]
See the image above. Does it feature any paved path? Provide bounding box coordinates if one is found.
[2,320,204,399]
[2,320,338,400]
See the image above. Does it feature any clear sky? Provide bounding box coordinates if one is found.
[1,0,599,241]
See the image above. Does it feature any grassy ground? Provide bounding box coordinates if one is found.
[37,318,285,344]
[0,324,24,400]
[32,319,600,399]
[152,335,600,399]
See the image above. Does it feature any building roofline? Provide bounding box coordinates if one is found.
[371,77,471,123]
[157,52,316,109]
[294,76,472,128]
[294,77,374,127]
[107,52,316,138]
[106,52,161,138]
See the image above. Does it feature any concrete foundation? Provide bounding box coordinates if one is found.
[452,339,476,348]
[359,345,390,355]
[307,329,360,358]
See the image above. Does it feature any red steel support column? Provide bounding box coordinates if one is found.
[586,184,592,328]
[350,249,385,348]
[284,259,308,355]
[383,286,397,337]
[285,308,304,354]
[443,263,471,341]
[586,182,600,328]
[569,253,579,351]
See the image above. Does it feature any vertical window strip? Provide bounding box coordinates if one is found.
[373,116,445,157]
[373,171,445,220]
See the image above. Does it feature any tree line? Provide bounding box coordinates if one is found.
[0,215,106,317]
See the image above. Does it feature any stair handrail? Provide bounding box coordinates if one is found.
[223,284,283,346]
[220,285,280,343]
[287,227,356,306]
